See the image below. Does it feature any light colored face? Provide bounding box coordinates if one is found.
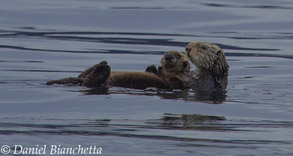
[185,41,223,70]
[160,51,190,73]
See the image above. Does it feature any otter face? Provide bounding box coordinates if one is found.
[185,41,228,71]
[161,50,190,74]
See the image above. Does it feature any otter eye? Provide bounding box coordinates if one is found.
[175,54,181,59]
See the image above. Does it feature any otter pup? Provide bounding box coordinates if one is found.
[146,42,229,91]
[47,51,189,89]
[47,41,229,91]
[184,41,229,91]
[147,50,191,89]
[159,51,190,74]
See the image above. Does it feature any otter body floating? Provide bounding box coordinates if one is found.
[46,51,188,89]
[47,41,229,91]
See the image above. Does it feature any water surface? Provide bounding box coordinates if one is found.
[0,0,293,156]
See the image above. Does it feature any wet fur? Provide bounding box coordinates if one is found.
[47,51,189,89]
[160,50,190,74]
[48,67,172,89]
[47,41,229,91]
[185,41,229,91]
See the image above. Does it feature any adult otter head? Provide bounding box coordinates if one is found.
[160,50,190,74]
[185,41,229,77]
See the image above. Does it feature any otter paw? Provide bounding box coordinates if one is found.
[78,61,109,79]
[82,61,111,87]
[157,66,163,76]
[92,61,110,75]
[145,65,158,74]
[168,76,185,89]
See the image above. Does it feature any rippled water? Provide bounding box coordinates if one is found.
[1,0,293,156]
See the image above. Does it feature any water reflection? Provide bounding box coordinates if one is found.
[80,86,110,95]
[1,113,292,155]
[0,113,226,136]
[81,87,227,104]
[1,113,293,139]
[147,113,226,131]
[1,0,293,154]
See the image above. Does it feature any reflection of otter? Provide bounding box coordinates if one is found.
[46,51,189,89]
[148,113,225,131]
[184,41,229,91]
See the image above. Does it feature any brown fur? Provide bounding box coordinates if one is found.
[106,72,169,89]
[47,51,189,89]
[160,50,190,74]
[144,51,191,89]
[77,51,189,89]
[158,51,191,89]
[82,61,111,87]
[185,41,229,91]
[185,41,229,76]
[47,43,229,91]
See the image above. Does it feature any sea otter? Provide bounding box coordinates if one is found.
[184,41,229,91]
[47,41,229,91]
[145,41,229,91]
[46,51,190,89]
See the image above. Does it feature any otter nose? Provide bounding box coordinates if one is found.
[185,46,192,53]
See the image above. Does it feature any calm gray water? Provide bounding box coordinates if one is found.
[1,0,293,156]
